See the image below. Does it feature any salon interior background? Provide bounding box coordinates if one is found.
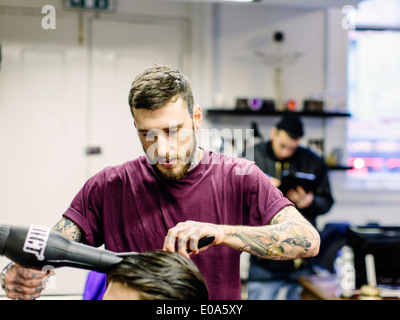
[1,0,399,297]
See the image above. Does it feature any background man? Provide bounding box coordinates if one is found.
[246,114,334,300]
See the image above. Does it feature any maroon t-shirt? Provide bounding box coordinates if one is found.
[63,150,292,300]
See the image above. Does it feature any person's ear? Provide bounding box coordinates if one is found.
[193,105,202,132]
[270,127,278,140]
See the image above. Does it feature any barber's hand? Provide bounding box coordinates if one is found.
[286,186,314,209]
[163,220,225,258]
[2,263,49,300]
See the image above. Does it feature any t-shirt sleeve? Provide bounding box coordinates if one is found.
[62,170,106,247]
[244,163,294,226]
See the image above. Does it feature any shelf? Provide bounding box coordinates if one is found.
[206,108,351,171]
[206,109,351,118]
[327,165,353,171]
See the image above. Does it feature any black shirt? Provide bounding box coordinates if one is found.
[247,141,334,274]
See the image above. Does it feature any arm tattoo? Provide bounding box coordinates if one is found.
[53,217,82,242]
[228,206,319,260]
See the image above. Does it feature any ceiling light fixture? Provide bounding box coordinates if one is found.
[223,0,261,2]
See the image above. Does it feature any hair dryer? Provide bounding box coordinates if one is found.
[0,224,123,273]
[0,224,215,273]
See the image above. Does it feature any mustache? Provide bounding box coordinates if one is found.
[151,152,191,165]
[157,155,182,163]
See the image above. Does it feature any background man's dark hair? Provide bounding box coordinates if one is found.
[276,114,304,139]
[106,250,209,300]
[128,64,194,117]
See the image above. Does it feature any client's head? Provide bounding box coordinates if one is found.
[102,250,209,300]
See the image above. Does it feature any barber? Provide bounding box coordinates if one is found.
[1,66,320,300]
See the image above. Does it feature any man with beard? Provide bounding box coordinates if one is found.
[1,65,320,300]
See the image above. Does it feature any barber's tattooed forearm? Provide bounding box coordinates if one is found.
[53,217,82,242]
[228,206,318,260]
[233,230,285,258]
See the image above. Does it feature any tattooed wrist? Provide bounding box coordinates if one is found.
[230,223,313,260]
[223,206,320,260]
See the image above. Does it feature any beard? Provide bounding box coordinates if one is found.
[153,159,192,183]
[148,130,198,183]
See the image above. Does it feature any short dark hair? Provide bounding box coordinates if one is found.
[276,114,304,139]
[128,64,194,117]
[106,250,209,300]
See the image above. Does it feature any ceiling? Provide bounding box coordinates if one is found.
[158,0,364,9]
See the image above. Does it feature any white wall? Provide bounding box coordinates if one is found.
[203,3,400,232]
[0,3,90,297]
[0,0,203,297]
[216,4,325,107]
